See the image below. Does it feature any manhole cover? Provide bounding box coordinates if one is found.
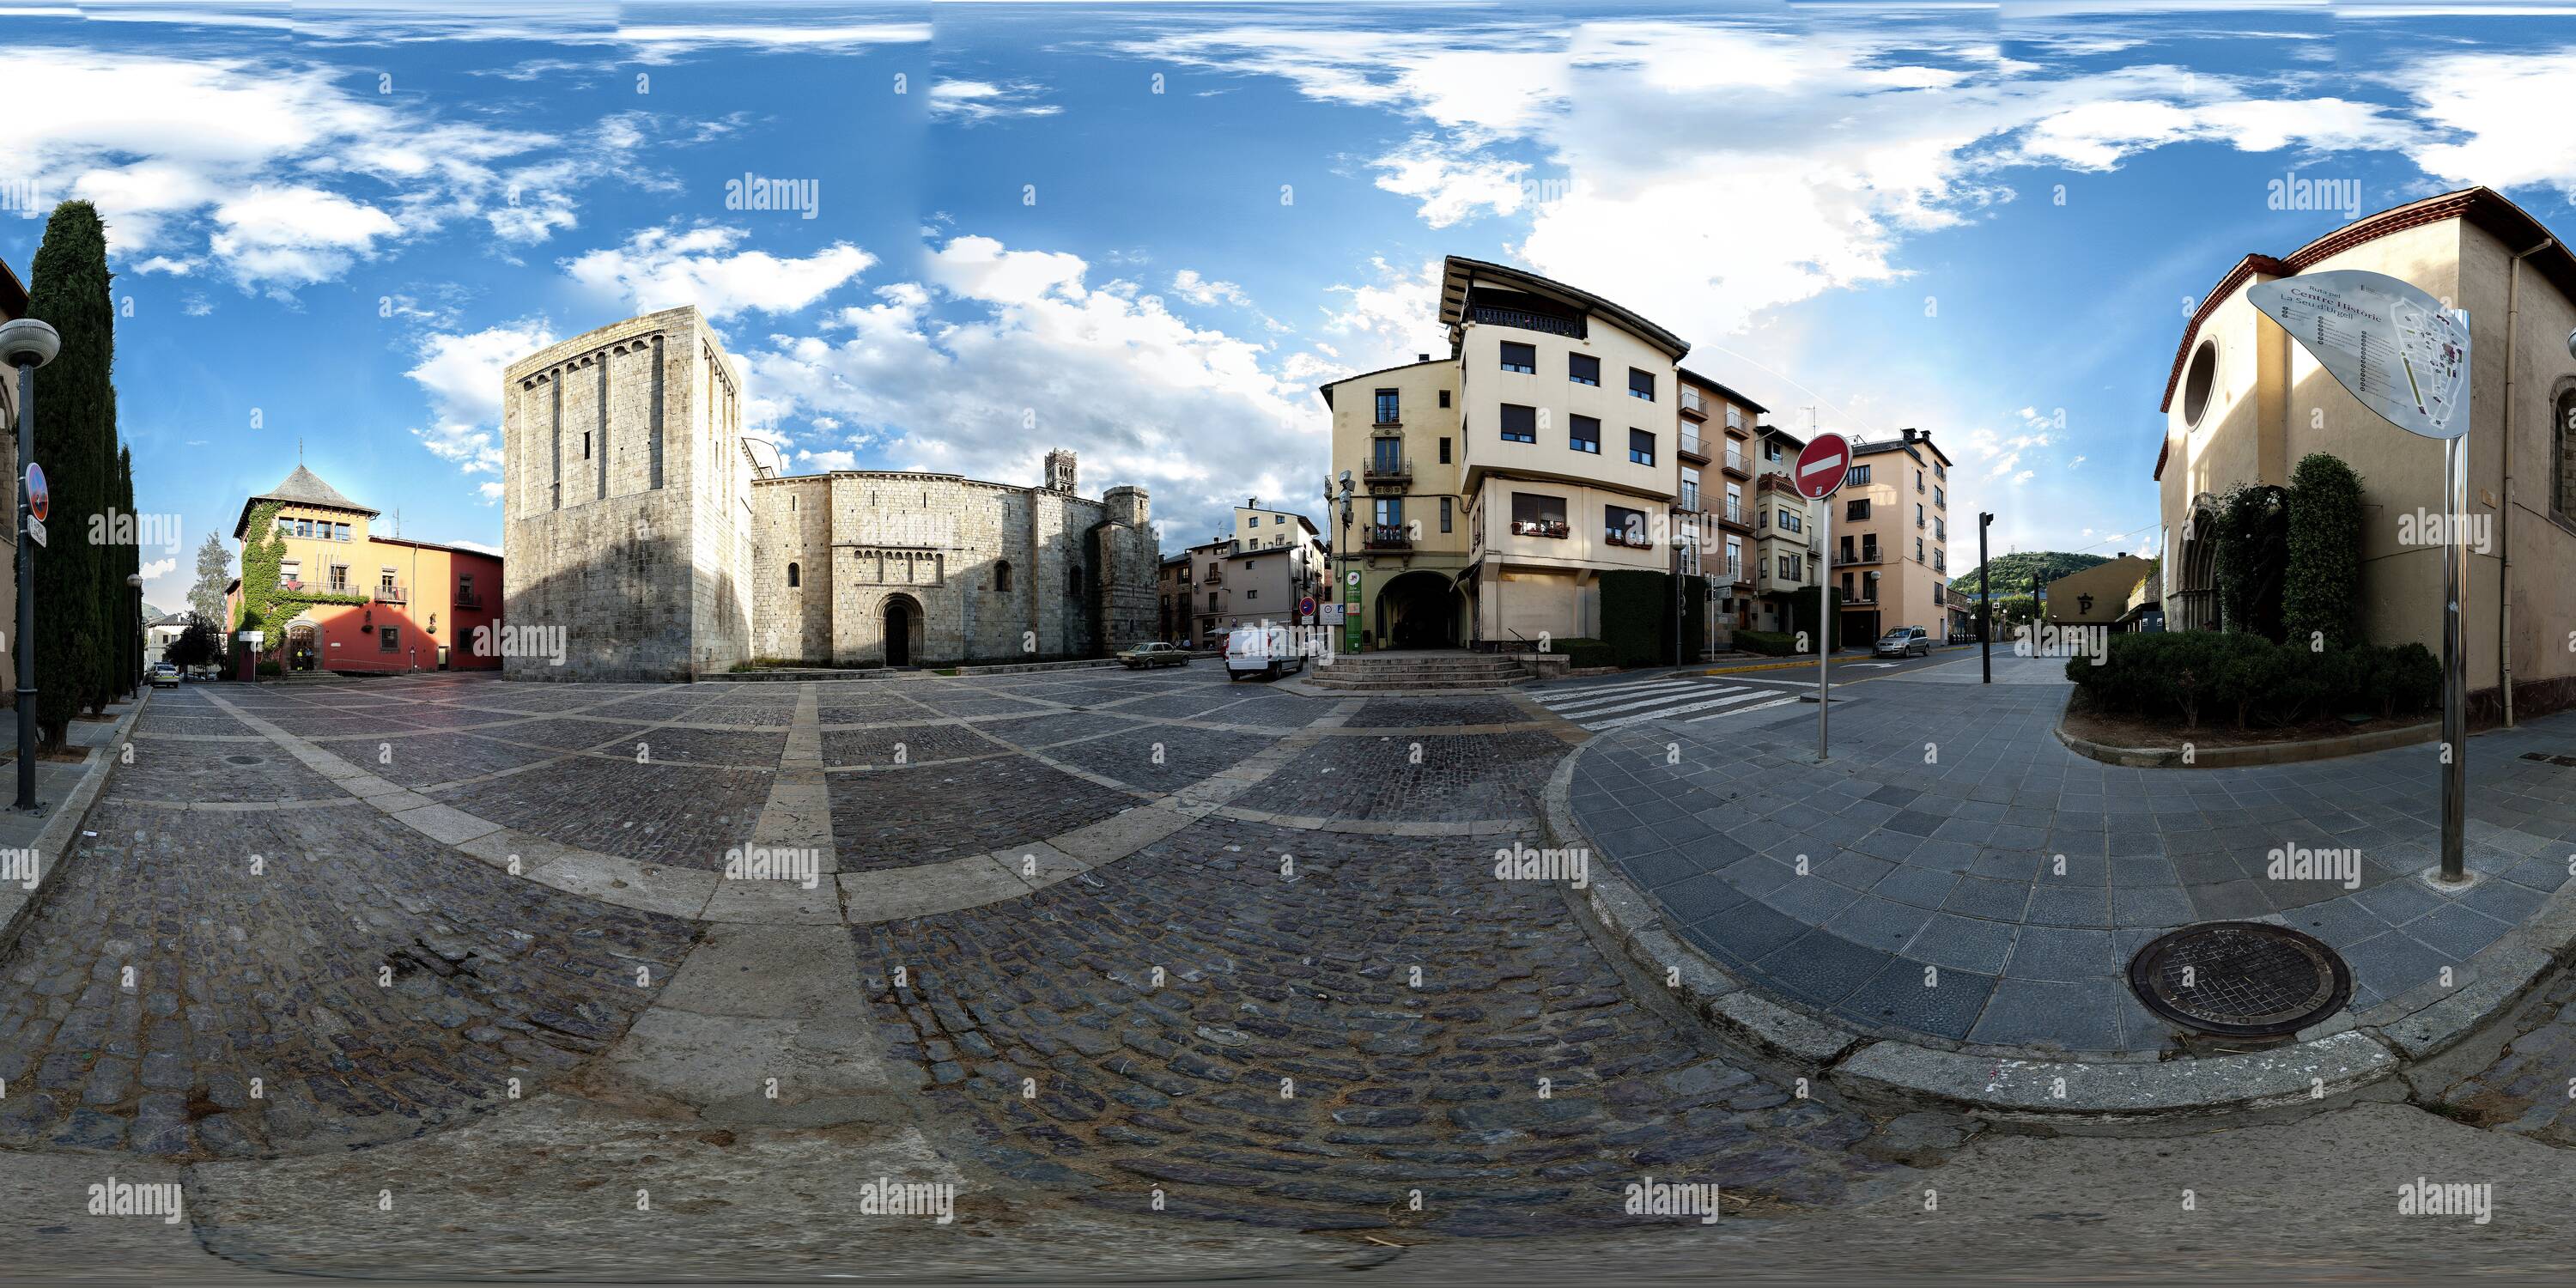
[2128,921,2352,1037]
[224,755,266,767]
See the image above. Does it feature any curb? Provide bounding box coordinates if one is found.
[0,688,154,961]
[2053,717,2439,769]
[1534,733,2476,1122]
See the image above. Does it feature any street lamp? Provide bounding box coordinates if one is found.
[125,572,142,698]
[2,317,62,813]
[1334,471,1355,654]
[1978,511,1995,685]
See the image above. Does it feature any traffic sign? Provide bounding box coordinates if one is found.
[21,515,41,549]
[23,463,46,523]
[1794,433,1852,500]
[1298,596,1316,618]
[2247,270,2470,440]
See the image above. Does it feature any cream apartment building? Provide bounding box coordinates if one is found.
[1230,501,1326,560]
[1832,428,1959,645]
[1680,368,1765,647]
[2155,185,2576,721]
[1749,425,1822,635]
[1321,354,1469,648]
[1187,535,1321,643]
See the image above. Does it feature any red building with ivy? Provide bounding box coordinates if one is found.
[222,465,504,673]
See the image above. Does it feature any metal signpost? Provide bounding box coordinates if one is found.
[1794,433,1854,760]
[2249,270,2473,883]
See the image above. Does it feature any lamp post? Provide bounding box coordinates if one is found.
[1978,511,1995,684]
[1334,472,1356,656]
[2,317,61,813]
[125,573,142,698]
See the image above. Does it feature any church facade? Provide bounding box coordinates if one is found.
[501,306,1158,681]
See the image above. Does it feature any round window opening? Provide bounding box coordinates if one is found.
[2181,339,2218,427]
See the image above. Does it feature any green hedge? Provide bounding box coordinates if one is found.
[2069,632,2439,730]
[1541,636,1619,668]
[1734,630,1801,656]
[2284,453,2365,651]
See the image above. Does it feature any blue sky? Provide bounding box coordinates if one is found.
[8,1,2576,613]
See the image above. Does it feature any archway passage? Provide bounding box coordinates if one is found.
[1376,570,1461,649]
[884,599,914,666]
[286,623,319,672]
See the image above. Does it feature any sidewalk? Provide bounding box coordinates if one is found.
[0,689,149,957]
[1556,671,2576,1114]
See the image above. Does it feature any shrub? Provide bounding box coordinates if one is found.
[1734,630,1801,656]
[1544,637,1619,669]
[2075,633,2444,730]
[2213,483,2288,641]
[2284,453,2366,651]
[255,659,284,677]
[1596,570,1673,668]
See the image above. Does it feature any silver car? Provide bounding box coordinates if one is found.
[1874,626,1930,658]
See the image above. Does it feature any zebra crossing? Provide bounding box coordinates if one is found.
[1530,672,1806,731]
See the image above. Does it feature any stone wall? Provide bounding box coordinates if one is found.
[507,307,1157,676]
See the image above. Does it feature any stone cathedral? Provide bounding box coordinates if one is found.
[501,306,1160,681]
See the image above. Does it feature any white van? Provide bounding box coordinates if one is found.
[1225,623,1307,681]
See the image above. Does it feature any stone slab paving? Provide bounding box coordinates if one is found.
[1572,677,2576,1056]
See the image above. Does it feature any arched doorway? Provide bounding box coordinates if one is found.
[285,622,319,672]
[1376,571,1463,649]
[881,595,924,667]
[2174,495,2222,632]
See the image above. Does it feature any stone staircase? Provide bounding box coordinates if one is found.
[1307,652,1531,691]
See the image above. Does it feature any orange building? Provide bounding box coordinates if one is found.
[224,465,503,673]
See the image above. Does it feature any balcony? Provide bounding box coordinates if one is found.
[454,590,483,610]
[1202,571,1224,586]
[373,583,407,605]
[1718,501,1752,533]
[1720,447,1752,479]
[1468,303,1584,339]
[1364,524,1413,550]
[1680,387,1708,420]
[1678,431,1710,462]
[1604,529,1656,550]
[1364,453,1412,489]
[1728,560,1753,587]
[1836,547,1883,568]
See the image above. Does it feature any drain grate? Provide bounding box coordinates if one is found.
[2519,751,2576,768]
[2128,921,2353,1037]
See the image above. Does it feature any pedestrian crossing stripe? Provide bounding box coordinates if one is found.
[1534,680,1707,717]
[1583,686,1771,730]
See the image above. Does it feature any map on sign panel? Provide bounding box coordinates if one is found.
[2248,269,2470,440]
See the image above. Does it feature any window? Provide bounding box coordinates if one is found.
[339,523,352,542]
[1627,368,1656,402]
[1499,403,1537,443]
[456,571,471,598]
[1917,469,1924,492]
[1916,537,1925,561]
[327,563,349,592]
[278,559,300,587]
[1499,341,1537,374]
[1779,509,1802,533]
[2557,389,2576,519]
[1917,503,1925,526]
[1605,504,1650,548]
[584,430,592,459]
[1778,555,1796,580]
[1847,465,1872,486]
[1765,440,1783,461]
[380,625,399,653]
[1246,589,1258,600]
[1510,492,1568,538]
[1935,486,1946,509]
[1208,592,1220,610]
[1628,428,1656,465]
[276,517,291,538]
[1249,514,1261,527]
[1373,389,1400,424]
[1068,564,1083,597]
[293,518,312,538]
[1440,496,1453,533]
[996,561,1012,592]
[1374,497,1404,529]
[1847,498,1870,520]
[1680,467,1700,512]
[787,562,801,588]
[1438,437,1452,464]
[1725,482,1742,521]
[1725,406,1742,430]
[1438,389,1451,409]
[2182,339,2219,427]
[1569,353,1601,386]
[1569,415,1601,454]
[1725,537,1743,574]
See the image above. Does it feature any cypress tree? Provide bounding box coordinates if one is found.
[115,447,137,697]
[25,202,112,751]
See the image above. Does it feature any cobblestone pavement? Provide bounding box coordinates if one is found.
[1571,675,2576,1054]
[859,814,1894,1236]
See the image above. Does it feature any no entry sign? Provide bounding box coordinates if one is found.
[1795,433,1852,500]
[23,463,46,522]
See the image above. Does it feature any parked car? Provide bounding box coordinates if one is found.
[149,662,182,689]
[1225,624,1307,681]
[1117,641,1192,670]
[1874,625,1931,658]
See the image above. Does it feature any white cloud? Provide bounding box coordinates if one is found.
[1370,138,1528,228]
[140,557,177,580]
[739,234,1326,542]
[2384,48,2576,197]
[404,321,557,492]
[1170,269,1251,307]
[928,80,1063,123]
[562,225,876,319]
[207,185,404,289]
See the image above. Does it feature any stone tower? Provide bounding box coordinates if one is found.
[501,306,754,681]
[1044,449,1078,494]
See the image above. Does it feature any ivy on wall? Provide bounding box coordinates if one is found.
[233,501,370,647]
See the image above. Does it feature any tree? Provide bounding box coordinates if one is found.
[189,533,231,623]
[113,446,137,699]
[26,202,114,750]
[163,614,225,671]
[2284,453,2365,652]
[2214,483,2289,641]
